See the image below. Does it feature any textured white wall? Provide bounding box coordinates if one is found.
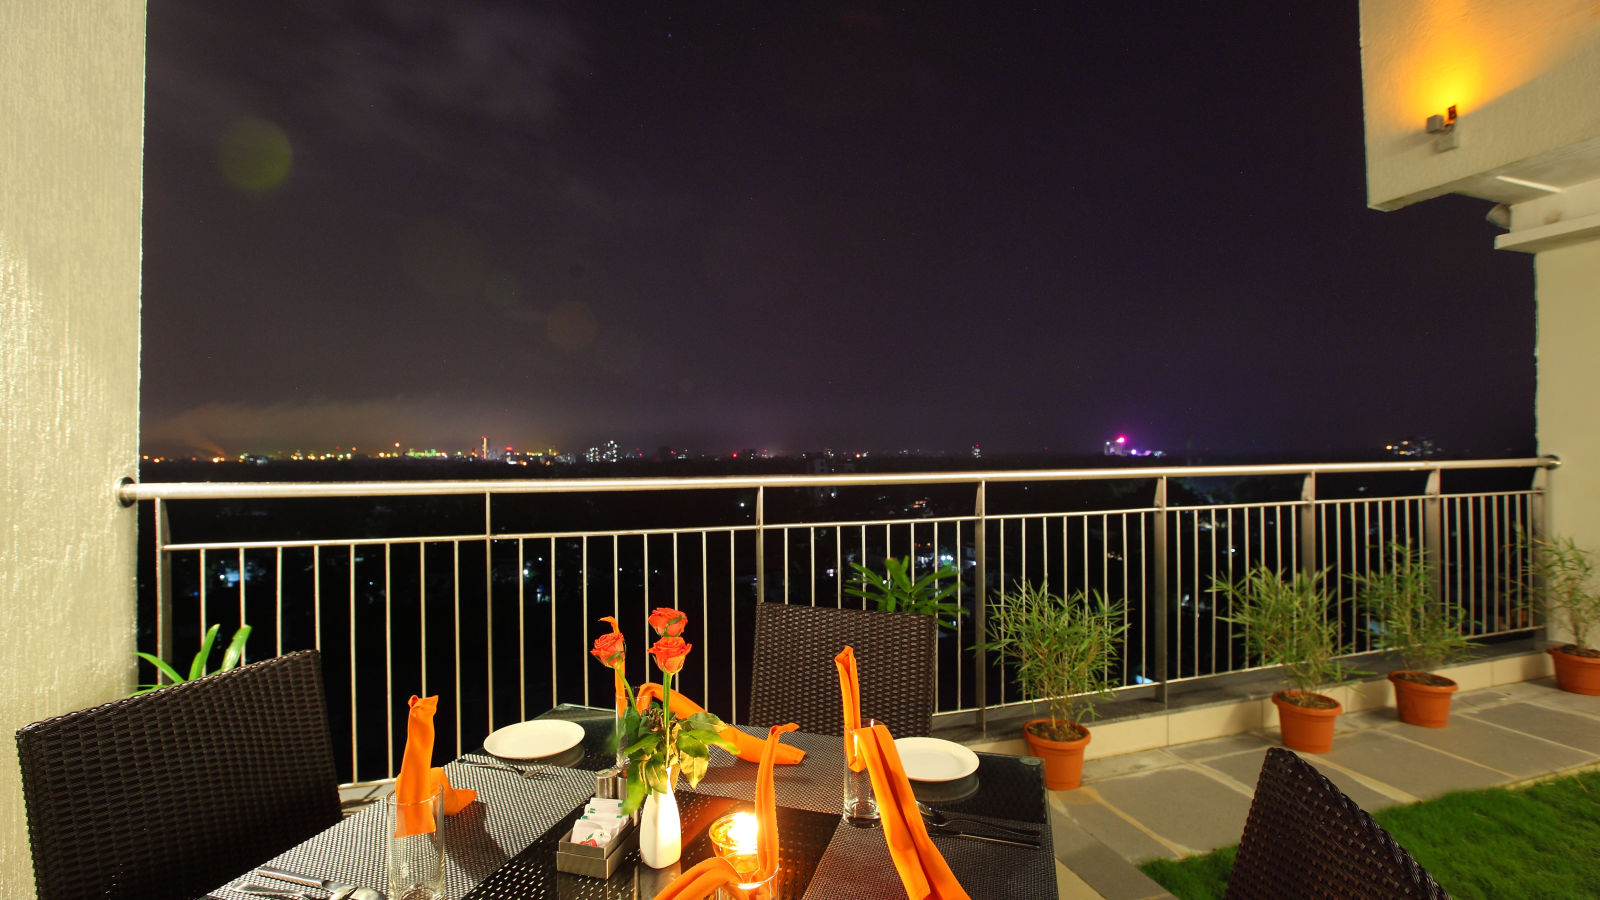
[1360,0,1600,209]
[0,3,147,896]
[1536,239,1600,639]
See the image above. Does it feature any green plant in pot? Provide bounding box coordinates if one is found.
[844,556,966,631]
[980,581,1126,789]
[1352,542,1473,727]
[1213,565,1353,753]
[1529,533,1600,695]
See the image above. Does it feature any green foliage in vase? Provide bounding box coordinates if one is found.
[844,556,966,630]
[979,581,1126,738]
[1351,542,1473,674]
[1213,565,1354,700]
[133,624,253,695]
[1526,531,1600,651]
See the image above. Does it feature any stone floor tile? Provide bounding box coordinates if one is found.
[1164,732,1273,762]
[1050,812,1177,900]
[1082,748,1182,782]
[1087,767,1253,856]
[1469,700,1600,753]
[1387,715,1595,779]
[1318,729,1507,797]
[1201,748,1405,812]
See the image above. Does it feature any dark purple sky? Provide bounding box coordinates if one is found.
[141,2,1535,460]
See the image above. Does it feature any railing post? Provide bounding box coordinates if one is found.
[1300,473,1317,577]
[974,480,988,732]
[154,498,174,684]
[755,485,766,604]
[484,491,495,730]
[1152,477,1168,704]
[1423,468,1443,603]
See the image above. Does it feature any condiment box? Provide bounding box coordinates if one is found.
[555,818,637,879]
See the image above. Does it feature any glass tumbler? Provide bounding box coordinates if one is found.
[386,786,445,900]
[842,718,880,827]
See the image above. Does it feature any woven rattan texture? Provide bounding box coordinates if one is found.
[15,650,342,900]
[747,603,935,738]
[1225,748,1452,900]
[207,761,597,900]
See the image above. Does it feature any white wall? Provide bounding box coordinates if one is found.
[1360,0,1600,210]
[1536,239,1600,643]
[0,3,147,896]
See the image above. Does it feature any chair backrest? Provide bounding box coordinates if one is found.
[15,649,342,900]
[747,602,936,737]
[1225,747,1451,900]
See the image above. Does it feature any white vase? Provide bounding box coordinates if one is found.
[638,790,681,868]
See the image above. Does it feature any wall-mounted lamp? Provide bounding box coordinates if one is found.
[1425,105,1459,152]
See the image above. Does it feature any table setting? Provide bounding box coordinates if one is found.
[201,606,1056,900]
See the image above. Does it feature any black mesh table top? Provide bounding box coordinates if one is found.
[201,713,1056,899]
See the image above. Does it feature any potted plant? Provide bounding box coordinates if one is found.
[980,581,1126,789]
[1213,565,1353,753]
[1352,543,1473,726]
[1530,534,1600,694]
[845,556,966,630]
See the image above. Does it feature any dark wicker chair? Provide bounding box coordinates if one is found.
[746,602,936,738]
[15,649,342,900]
[1226,747,1451,899]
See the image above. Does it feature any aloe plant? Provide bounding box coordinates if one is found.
[133,624,253,694]
[844,556,966,630]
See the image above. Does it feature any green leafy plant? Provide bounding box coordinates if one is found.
[133,624,253,695]
[844,556,966,630]
[1352,542,1473,678]
[1528,532,1600,654]
[1213,565,1353,706]
[979,581,1127,741]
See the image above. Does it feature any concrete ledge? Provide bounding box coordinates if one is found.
[956,649,1554,760]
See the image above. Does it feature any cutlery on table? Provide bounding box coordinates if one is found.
[916,801,1041,838]
[253,866,384,900]
[237,884,318,900]
[459,758,552,779]
[926,829,1041,850]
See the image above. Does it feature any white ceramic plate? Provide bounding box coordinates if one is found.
[894,736,981,782]
[483,719,586,760]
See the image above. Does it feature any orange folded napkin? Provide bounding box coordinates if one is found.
[853,723,970,900]
[394,695,478,838]
[650,723,797,900]
[634,682,805,765]
[834,646,863,772]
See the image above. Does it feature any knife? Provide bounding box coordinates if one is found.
[254,866,385,900]
[928,830,1041,850]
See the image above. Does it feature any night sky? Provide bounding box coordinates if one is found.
[140,2,1536,460]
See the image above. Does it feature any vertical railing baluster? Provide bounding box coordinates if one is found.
[973,480,987,731]
[1152,477,1169,703]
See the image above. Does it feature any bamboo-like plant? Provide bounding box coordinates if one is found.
[133,624,253,695]
[980,582,1127,741]
[844,556,966,631]
[1352,542,1473,680]
[1213,565,1352,707]
[1530,533,1600,654]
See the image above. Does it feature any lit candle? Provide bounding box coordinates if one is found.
[708,811,762,883]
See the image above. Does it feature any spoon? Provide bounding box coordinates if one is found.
[916,801,1041,838]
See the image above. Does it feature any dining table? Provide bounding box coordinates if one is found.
[201,706,1059,899]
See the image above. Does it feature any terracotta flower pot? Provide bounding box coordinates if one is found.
[1388,671,1458,727]
[1549,645,1600,695]
[1271,691,1341,753]
[1022,719,1091,790]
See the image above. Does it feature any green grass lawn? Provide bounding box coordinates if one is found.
[1140,767,1600,900]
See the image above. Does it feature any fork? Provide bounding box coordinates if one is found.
[460,757,551,779]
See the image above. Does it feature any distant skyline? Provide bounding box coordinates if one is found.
[141,2,1536,460]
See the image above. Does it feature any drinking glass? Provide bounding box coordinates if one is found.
[386,786,445,900]
[842,718,880,826]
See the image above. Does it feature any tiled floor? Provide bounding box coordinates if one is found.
[1044,677,1600,899]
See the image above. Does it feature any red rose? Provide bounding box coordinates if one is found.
[591,631,625,668]
[648,607,687,637]
[648,636,691,674]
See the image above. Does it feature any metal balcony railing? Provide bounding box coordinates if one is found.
[120,457,1554,784]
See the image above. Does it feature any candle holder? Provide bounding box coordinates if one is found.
[707,811,776,896]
